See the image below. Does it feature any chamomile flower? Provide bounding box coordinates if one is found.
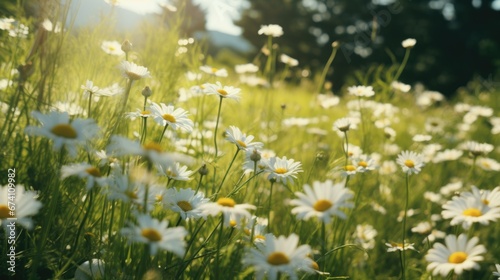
[163,188,209,220]
[101,40,125,56]
[433,149,463,163]
[425,234,486,277]
[126,108,152,121]
[235,63,259,74]
[396,150,425,175]
[461,141,494,157]
[280,54,299,67]
[290,180,354,224]
[199,65,228,77]
[266,156,303,185]
[476,157,500,171]
[81,80,102,99]
[121,214,187,256]
[442,195,500,229]
[243,148,275,174]
[61,163,106,190]
[244,216,268,243]
[158,162,193,181]
[257,24,284,37]
[462,186,500,208]
[353,224,378,250]
[0,184,42,230]
[391,81,411,92]
[242,233,314,280]
[25,111,99,158]
[385,241,416,252]
[225,126,263,151]
[347,85,375,97]
[333,117,352,133]
[200,197,256,227]
[149,102,194,132]
[352,155,376,173]
[204,81,241,101]
[119,61,151,80]
[401,38,416,48]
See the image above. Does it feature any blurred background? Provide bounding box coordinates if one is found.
[2,0,499,96]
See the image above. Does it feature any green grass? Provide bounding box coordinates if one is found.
[0,3,499,280]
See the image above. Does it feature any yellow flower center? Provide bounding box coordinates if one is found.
[463,208,482,217]
[448,252,467,264]
[345,165,356,172]
[141,228,162,242]
[358,161,368,168]
[404,160,415,168]
[311,260,319,270]
[274,167,287,174]
[217,89,228,96]
[0,205,12,219]
[229,220,237,227]
[125,190,138,200]
[86,167,102,177]
[236,140,247,148]
[211,67,218,73]
[267,252,290,266]
[482,199,489,205]
[155,194,163,202]
[313,199,333,212]
[217,197,236,207]
[141,110,150,116]
[51,124,77,139]
[177,201,193,212]
[162,114,176,123]
[143,142,163,153]
[254,234,266,241]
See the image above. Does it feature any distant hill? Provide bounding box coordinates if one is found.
[196,30,255,53]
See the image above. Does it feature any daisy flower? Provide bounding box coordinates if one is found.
[432,149,463,163]
[81,80,102,99]
[396,150,425,175]
[105,168,142,204]
[494,264,500,279]
[385,241,416,252]
[441,195,500,229]
[352,155,376,173]
[391,81,411,92]
[119,61,151,80]
[280,54,298,67]
[425,234,486,277]
[200,197,255,227]
[347,85,375,97]
[51,101,85,116]
[101,40,124,56]
[163,188,209,220]
[225,126,263,151]
[476,157,500,171]
[462,186,500,208]
[149,102,194,132]
[158,162,193,181]
[125,108,152,121]
[257,24,284,37]
[121,214,187,256]
[333,117,352,133]
[243,148,275,174]
[235,63,259,74]
[402,38,416,48]
[353,224,378,250]
[244,216,268,243]
[199,65,228,77]
[0,184,42,230]
[242,233,314,280]
[61,163,106,190]
[25,111,99,158]
[266,156,303,185]
[290,180,354,224]
[106,136,191,168]
[204,81,241,101]
[461,141,494,157]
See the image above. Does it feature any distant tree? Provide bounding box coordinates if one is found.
[236,0,500,95]
[168,0,206,37]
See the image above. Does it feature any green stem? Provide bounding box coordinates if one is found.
[316,43,339,94]
[214,149,240,198]
[158,123,169,143]
[213,96,224,160]
[401,173,410,280]
[87,92,93,119]
[393,48,411,82]
[268,180,275,233]
[215,215,225,279]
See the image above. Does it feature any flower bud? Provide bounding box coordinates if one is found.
[198,164,209,176]
[250,149,261,162]
[121,40,132,53]
[142,86,152,97]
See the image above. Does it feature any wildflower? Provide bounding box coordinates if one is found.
[119,61,151,80]
[101,40,125,56]
[200,197,255,227]
[199,65,228,77]
[412,134,432,142]
[51,101,85,116]
[476,157,500,171]
[425,234,486,277]
[42,19,62,33]
[391,81,411,92]
[81,80,102,99]
[121,214,187,256]
[163,188,209,220]
[290,180,354,224]
[317,94,340,108]
[0,185,42,230]
[242,233,314,280]
[416,91,444,108]
[401,38,416,48]
[352,155,376,173]
[61,163,106,190]
[440,181,463,196]
[235,63,259,74]
[280,54,299,67]
[257,24,284,37]
[396,150,425,175]
[25,111,99,158]
[105,168,141,204]
[158,162,193,181]
[433,149,463,163]
[494,264,500,279]
[442,195,500,229]
[126,109,152,121]
[379,160,397,175]
[460,141,494,157]
[74,259,105,280]
[385,241,416,252]
[149,102,193,132]
[347,85,375,97]
[225,126,263,151]
[462,186,500,208]
[204,81,241,101]
[333,117,352,133]
[353,224,378,250]
[243,148,275,174]
[266,156,303,185]
[244,216,268,243]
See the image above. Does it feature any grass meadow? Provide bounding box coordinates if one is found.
[1,3,500,280]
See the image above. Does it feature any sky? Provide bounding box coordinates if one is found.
[100,0,245,35]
